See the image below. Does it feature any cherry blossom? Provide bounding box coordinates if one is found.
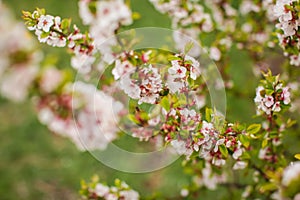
[37,15,54,32]
[37,81,123,151]
[168,60,187,79]
[119,64,163,104]
[282,161,300,187]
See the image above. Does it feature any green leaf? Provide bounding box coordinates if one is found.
[61,18,71,30]
[262,139,268,148]
[265,89,274,95]
[128,114,139,124]
[168,55,180,61]
[247,124,261,134]
[219,145,228,158]
[36,8,46,15]
[259,182,277,193]
[239,134,250,148]
[205,108,212,122]
[40,31,50,38]
[161,96,170,112]
[287,118,297,128]
[22,10,31,17]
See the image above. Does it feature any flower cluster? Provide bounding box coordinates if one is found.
[80,176,139,200]
[79,0,132,48]
[0,3,42,102]
[150,0,275,63]
[274,0,300,66]
[23,8,95,74]
[254,71,291,116]
[280,161,300,199]
[37,81,123,151]
[120,64,163,104]
[16,1,300,199]
[167,54,200,93]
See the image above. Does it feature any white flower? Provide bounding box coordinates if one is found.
[40,67,63,93]
[38,82,123,151]
[282,87,291,104]
[0,66,38,102]
[38,108,54,124]
[95,183,110,197]
[96,0,132,27]
[119,73,141,99]
[200,163,226,190]
[170,140,192,157]
[35,29,49,43]
[209,47,221,61]
[254,86,264,103]
[168,61,187,78]
[106,193,118,200]
[212,157,226,166]
[233,161,248,170]
[263,95,274,107]
[232,148,243,160]
[273,0,295,18]
[47,33,66,47]
[272,102,281,112]
[71,82,123,151]
[240,0,260,15]
[166,76,185,93]
[71,53,95,74]
[112,60,134,80]
[242,186,252,198]
[213,138,225,152]
[185,55,200,80]
[180,189,189,197]
[294,193,300,200]
[201,121,214,135]
[259,147,268,160]
[282,161,300,186]
[37,15,54,32]
[78,0,95,25]
[290,54,300,66]
[119,190,139,200]
[180,108,197,119]
[224,3,237,16]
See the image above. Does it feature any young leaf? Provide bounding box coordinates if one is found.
[295,154,300,160]
[262,139,268,148]
[61,18,71,30]
[239,134,250,148]
[161,96,170,112]
[219,145,228,158]
[247,124,261,134]
[205,107,212,122]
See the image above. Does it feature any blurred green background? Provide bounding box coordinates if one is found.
[0,0,269,199]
